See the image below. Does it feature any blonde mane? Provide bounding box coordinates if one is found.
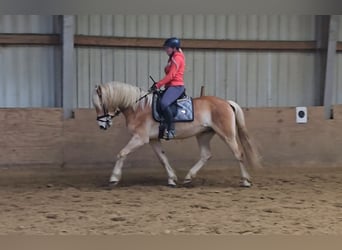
[92,81,152,113]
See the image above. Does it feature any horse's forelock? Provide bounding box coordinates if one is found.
[92,86,103,111]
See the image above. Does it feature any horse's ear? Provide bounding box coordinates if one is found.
[95,85,102,97]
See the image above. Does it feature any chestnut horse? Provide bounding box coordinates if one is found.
[92,81,261,187]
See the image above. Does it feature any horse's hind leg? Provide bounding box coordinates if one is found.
[184,131,215,185]
[150,140,178,187]
[225,137,252,187]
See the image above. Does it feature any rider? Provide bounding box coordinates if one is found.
[150,37,186,140]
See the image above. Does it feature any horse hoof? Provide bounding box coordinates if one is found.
[183,179,194,188]
[167,179,177,188]
[240,179,252,188]
[108,181,119,188]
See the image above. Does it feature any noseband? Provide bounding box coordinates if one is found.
[96,109,121,122]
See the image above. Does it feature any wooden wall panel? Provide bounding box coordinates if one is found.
[63,106,342,169]
[1,107,342,168]
[0,109,63,165]
[242,106,340,167]
[333,104,342,120]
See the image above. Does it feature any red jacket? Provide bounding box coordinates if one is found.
[156,51,185,89]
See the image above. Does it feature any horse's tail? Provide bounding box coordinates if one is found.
[228,100,262,169]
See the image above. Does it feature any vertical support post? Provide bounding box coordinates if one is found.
[314,15,329,106]
[200,86,205,96]
[323,15,338,119]
[61,15,75,119]
[53,15,62,108]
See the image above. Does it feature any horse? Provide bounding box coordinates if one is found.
[92,81,262,188]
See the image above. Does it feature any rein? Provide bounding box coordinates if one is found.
[134,75,158,103]
[135,76,158,103]
[135,90,154,103]
[96,109,121,121]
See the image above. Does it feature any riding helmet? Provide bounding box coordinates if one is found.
[163,37,181,49]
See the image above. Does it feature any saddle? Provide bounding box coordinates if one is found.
[152,90,194,123]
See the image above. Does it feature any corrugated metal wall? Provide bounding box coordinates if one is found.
[74,14,318,108]
[0,15,58,107]
[0,15,341,108]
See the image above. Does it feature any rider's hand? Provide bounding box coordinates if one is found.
[149,84,157,93]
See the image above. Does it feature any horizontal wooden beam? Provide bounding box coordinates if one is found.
[1,34,342,52]
[74,35,318,51]
[74,35,163,48]
[183,39,317,51]
[0,34,60,45]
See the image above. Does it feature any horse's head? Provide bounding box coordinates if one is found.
[92,84,114,130]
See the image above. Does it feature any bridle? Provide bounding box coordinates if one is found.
[96,109,121,123]
[95,89,121,126]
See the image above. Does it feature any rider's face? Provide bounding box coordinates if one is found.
[164,46,175,56]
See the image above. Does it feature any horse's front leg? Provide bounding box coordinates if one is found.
[149,140,178,187]
[109,134,147,186]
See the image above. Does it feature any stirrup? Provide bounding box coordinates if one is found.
[163,130,175,140]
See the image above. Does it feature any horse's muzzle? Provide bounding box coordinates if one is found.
[99,124,107,130]
[97,115,112,130]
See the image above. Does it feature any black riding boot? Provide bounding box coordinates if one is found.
[163,106,175,140]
